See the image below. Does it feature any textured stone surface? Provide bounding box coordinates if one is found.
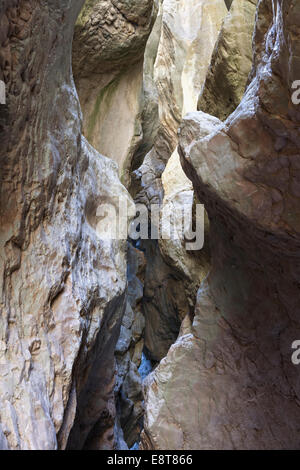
[3,0,299,452]
[142,0,300,450]
[133,0,226,361]
[132,0,162,171]
[0,0,133,450]
[142,148,211,362]
[159,148,210,305]
[115,244,146,448]
[73,0,155,77]
[72,0,156,186]
[198,0,257,121]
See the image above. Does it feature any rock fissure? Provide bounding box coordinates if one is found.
[1,0,300,451]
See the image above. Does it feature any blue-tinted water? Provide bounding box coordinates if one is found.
[130,442,140,450]
[138,352,152,380]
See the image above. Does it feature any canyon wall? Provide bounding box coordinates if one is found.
[0,0,133,450]
[1,0,299,451]
[133,0,256,364]
[142,0,300,450]
[114,243,146,448]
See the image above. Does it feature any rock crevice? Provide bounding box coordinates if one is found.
[1,0,300,451]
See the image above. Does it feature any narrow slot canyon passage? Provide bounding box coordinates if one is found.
[1,0,300,451]
[71,0,219,449]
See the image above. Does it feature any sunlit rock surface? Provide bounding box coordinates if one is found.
[142,0,300,450]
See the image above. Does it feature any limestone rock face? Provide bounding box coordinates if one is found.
[75,61,144,187]
[142,0,300,450]
[152,0,228,159]
[134,0,226,361]
[72,0,156,186]
[159,147,211,305]
[0,0,133,450]
[133,0,228,199]
[198,0,257,121]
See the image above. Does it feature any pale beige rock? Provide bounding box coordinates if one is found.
[159,148,210,308]
[153,0,228,157]
[132,0,162,170]
[0,0,134,450]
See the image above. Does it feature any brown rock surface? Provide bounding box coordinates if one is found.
[73,0,155,77]
[142,0,300,449]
